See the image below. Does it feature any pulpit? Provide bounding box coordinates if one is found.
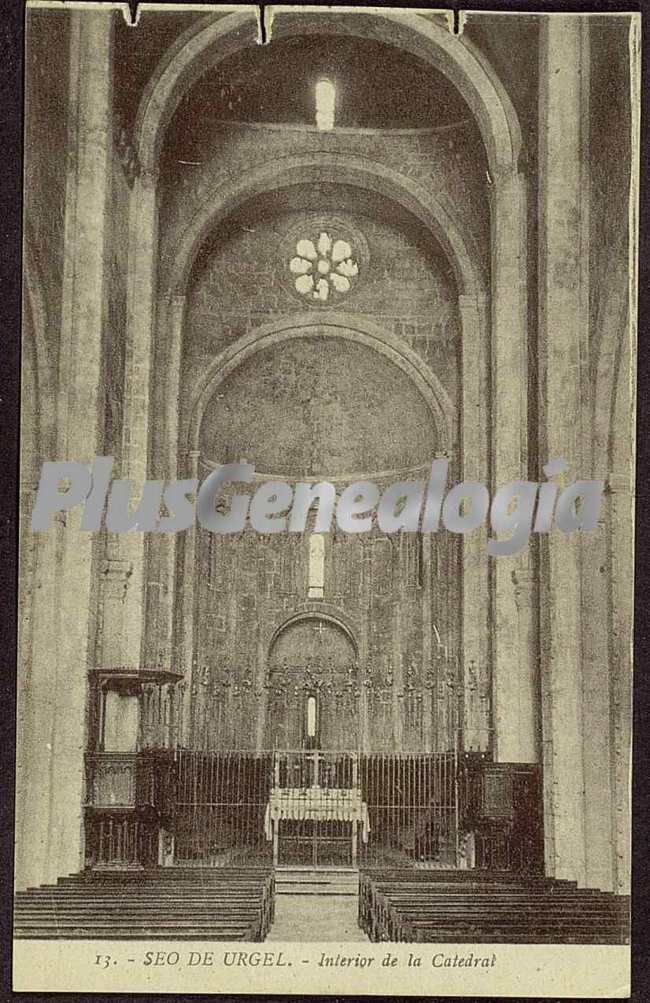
[84,666,181,869]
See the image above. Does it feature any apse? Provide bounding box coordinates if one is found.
[198,335,438,478]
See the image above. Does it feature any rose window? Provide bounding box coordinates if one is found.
[289,231,359,302]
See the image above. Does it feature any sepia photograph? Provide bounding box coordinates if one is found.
[14,2,638,995]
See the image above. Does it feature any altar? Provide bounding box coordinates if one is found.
[264,787,370,867]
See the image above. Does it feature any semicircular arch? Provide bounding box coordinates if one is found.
[164,154,481,297]
[268,609,359,663]
[187,313,456,457]
[135,9,521,178]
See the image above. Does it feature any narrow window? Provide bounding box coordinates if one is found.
[315,78,335,131]
[306,695,318,739]
[308,533,325,598]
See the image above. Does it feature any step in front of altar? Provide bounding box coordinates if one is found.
[275,867,359,897]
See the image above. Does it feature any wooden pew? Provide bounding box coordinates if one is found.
[358,869,629,944]
[14,867,275,941]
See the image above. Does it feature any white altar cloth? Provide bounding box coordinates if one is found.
[264,787,370,842]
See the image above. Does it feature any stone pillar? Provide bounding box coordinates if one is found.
[391,595,404,749]
[511,564,539,760]
[255,631,269,751]
[15,11,113,889]
[102,169,159,673]
[490,167,538,764]
[420,532,433,751]
[459,293,490,751]
[538,16,590,884]
[142,294,186,670]
[180,450,201,741]
[124,169,158,493]
[609,474,633,895]
[164,295,186,476]
[97,549,132,665]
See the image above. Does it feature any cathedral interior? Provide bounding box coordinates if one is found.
[17,6,633,936]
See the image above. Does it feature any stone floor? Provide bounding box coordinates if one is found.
[266,894,370,942]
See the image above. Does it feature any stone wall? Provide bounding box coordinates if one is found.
[187,209,458,345]
[159,121,488,286]
[196,336,448,475]
[181,205,461,440]
[188,499,461,754]
[24,10,70,368]
[165,176,464,754]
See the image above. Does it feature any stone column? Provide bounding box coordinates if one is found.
[142,294,186,670]
[255,631,269,751]
[420,532,433,751]
[391,595,404,749]
[124,169,158,495]
[164,295,186,476]
[538,16,590,884]
[609,473,633,895]
[490,164,538,764]
[180,450,201,741]
[459,293,491,751]
[98,169,159,675]
[15,11,113,889]
[511,564,539,761]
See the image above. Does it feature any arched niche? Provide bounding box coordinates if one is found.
[265,613,359,751]
[269,610,359,663]
[186,315,455,461]
[196,332,442,480]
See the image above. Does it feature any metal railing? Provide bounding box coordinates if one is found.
[172,748,462,868]
[174,750,273,864]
